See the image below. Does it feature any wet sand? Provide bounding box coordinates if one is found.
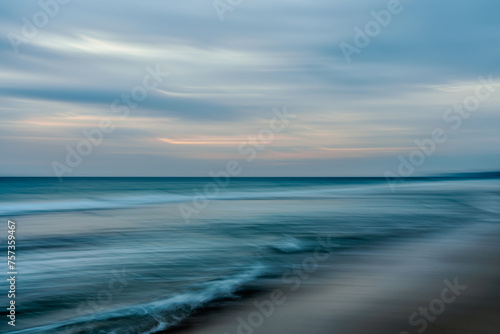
[166,222,500,334]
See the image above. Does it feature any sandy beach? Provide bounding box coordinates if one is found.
[169,221,500,334]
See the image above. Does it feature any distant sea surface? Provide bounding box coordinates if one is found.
[1,177,499,333]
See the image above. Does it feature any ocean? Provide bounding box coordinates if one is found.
[1,177,499,334]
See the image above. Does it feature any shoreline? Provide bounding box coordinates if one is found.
[162,221,500,334]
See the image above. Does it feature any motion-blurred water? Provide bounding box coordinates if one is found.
[1,177,499,333]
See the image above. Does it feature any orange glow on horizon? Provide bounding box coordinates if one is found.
[158,137,245,145]
[320,147,418,151]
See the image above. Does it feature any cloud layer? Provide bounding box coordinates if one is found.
[1,0,499,176]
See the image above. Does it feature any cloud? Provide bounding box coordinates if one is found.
[1,0,499,176]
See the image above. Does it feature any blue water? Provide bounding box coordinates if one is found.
[0,177,499,333]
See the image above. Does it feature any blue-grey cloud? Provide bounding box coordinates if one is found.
[1,0,499,176]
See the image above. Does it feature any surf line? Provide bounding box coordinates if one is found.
[224,235,338,334]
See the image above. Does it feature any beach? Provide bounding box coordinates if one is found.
[171,222,500,334]
[0,177,498,334]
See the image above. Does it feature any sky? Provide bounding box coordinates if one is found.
[1,0,499,177]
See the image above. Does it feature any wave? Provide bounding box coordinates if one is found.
[268,235,310,254]
[6,264,266,334]
[0,184,388,216]
[0,194,190,217]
